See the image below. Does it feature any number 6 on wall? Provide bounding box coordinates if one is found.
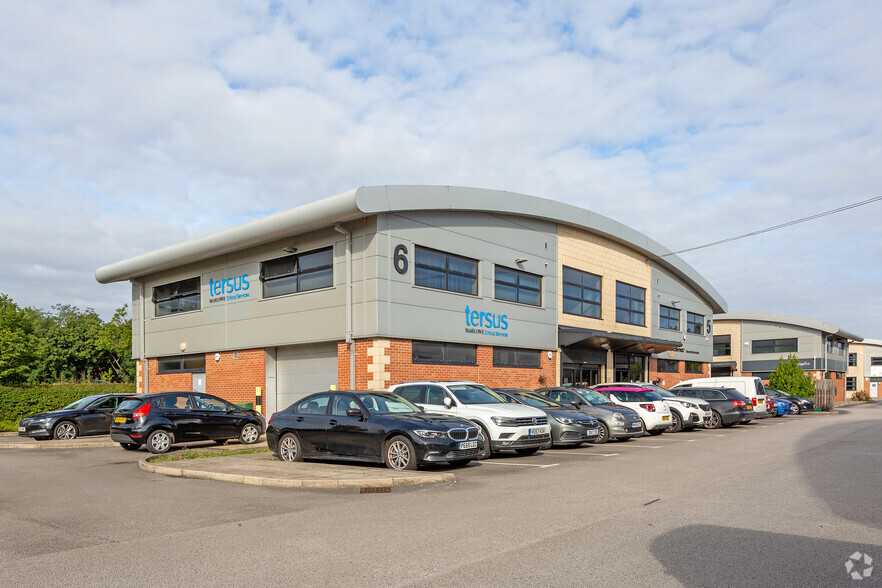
[393,244,409,275]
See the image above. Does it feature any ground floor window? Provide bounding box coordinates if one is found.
[412,341,477,365]
[614,354,645,382]
[492,347,540,368]
[657,359,679,373]
[157,354,205,373]
[684,361,702,374]
[846,377,857,392]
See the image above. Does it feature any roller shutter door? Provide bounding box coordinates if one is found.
[276,343,338,410]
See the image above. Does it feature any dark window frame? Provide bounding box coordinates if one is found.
[713,335,731,356]
[871,357,882,367]
[260,246,334,299]
[412,340,477,366]
[494,266,541,307]
[684,361,703,374]
[414,246,479,296]
[848,353,857,367]
[659,305,680,331]
[846,377,857,392]
[686,312,704,335]
[157,354,206,374]
[751,338,798,354]
[492,347,541,369]
[562,266,602,319]
[615,281,645,326]
[152,277,201,316]
[657,359,679,373]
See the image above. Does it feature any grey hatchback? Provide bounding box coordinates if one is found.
[495,389,600,446]
[534,387,643,443]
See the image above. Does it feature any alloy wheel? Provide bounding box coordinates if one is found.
[240,424,260,444]
[149,431,171,453]
[53,422,77,440]
[387,439,411,470]
[279,435,299,462]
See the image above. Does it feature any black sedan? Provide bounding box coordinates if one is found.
[18,393,133,440]
[764,386,815,414]
[266,390,483,470]
[495,389,600,446]
[110,392,266,453]
[669,387,754,428]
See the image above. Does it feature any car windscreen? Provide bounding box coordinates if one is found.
[574,389,612,405]
[61,395,103,410]
[357,394,420,415]
[116,399,144,412]
[656,389,676,398]
[515,393,560,408]
[447,385,505,404]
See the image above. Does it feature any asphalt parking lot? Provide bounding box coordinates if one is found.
[1,403,880,587]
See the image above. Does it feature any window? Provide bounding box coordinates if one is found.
[153,277,200,316]
[155,394,193,410]
[846,377,857,392]
[826,340,833,353]
[614,353,644,382]
[562,266,601,319]
[686,312,704,335]
[714,335,731,356]
[495,266,541,306]
[657,359,679,373]
[848,353,857,367]
[837,342,844,355]
[90,397,121,410]
[414,246,478,295]
[295,394,330,415]
[261,247,333,298]
[331,395,360,416]
[157,355,205,374]
[685,361,702,374]
[752,338,798,354]
[615,282,645,326]
[659,306,680,331]
[412,341,477,365]
[193,395,231,411]
[871,358,882,367]
[493,347,540,368]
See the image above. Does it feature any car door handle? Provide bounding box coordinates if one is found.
[329,420,338,426]
[295,417,304,422]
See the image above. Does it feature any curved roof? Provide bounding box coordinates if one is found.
[95,185,727,312]
[714,311,863,341]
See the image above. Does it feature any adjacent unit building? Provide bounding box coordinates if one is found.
[846,339,882,399]
[711,312,863,401]
[95,185,727,416]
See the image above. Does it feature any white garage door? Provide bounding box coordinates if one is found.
[275,343,339,411]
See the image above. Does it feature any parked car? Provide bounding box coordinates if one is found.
[18,393,133,440]
[671,376,769,418]
[592,382,711,433]
[590,386,672,436]
[669,387,755,428]
[770,395,794,417]
[764,387,815,414]
[494,388,600,447]
[534,387,643,443]
[266,391,482,470]
[110,392,266,453]
[388,381,550,459]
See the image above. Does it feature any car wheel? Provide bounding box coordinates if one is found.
[120,443,140,451]
[477,425,493,459]
[239,423,260,445]
[384,435,417,471]
[146,430,173,454]
[667,412,682,433]
[53,421,78,440]
[792,403,802,415]
[595,422,610,444]
[515,447,539,456]
[709,411,722,429]
[278,433,303,462]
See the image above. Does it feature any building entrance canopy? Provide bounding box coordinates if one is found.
[558,325,682,355]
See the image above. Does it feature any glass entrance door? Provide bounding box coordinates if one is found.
[562,365,601,387]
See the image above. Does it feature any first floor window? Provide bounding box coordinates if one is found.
[261,246,333,298]
[848,353,857,367]
[414,246,478,295]
[871,358,882,367]
[562,266,601,318]
[157,354,205,373]
[714,335,731,356]
[657,359,679,373]
[686,312,704,335]
[659,305,680,331]
[153,277,201,316]
[493,347,540,368]
[615,281,645,326]
[495,266,541,306]
[412,341,477,365]
[685,361,702,374]
[752,338,798,354]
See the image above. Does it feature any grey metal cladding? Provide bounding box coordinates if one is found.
[714,311,863,342]
[650,264,714,362]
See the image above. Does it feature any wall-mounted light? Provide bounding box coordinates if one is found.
[179,342,187,352]
[282,245,297,253]
[515,257,528,264]
[671,299,680,305]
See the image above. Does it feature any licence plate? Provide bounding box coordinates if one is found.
[18,426,25,432]
[458,441,478,450]
[528,428,546,436]
[586,430,598,437]
[632,422,642,428]
[661,416,670,422]
[114,416,127,424]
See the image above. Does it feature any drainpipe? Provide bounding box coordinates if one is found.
[133,280,148,394]
[334,223,355,389]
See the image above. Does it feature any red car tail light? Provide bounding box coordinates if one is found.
[731,400,745,407]
[751,397,758,406]
[639,403,656,412]
[133,403,151,419]
[268,414,275,425]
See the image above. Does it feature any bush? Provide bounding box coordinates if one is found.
[769,354,815,398]
[851,390,871,401]
[0,383,136,431]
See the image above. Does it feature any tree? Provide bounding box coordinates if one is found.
[96,305,135,382]
[33,304,105,382]
[769,354,815,398]
[0,294,40,384]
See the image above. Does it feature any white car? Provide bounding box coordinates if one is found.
[594,382,711,432]
[592,385,672,436]
[388,381,551,459]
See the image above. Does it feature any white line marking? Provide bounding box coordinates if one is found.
[481,462,559,468]
[686,439,697,442]
[612,444,662,449]
[550,452,619,457]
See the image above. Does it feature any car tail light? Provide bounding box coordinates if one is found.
[731,400,746,407]
[639,403,656,412]
[132,403,151,419]
[268,414,275,425]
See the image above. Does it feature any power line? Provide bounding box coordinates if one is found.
[663,195,882,256]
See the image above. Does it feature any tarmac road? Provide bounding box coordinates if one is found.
[1,403,880,587]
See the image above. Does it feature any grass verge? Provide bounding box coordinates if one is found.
[147,447,270,463]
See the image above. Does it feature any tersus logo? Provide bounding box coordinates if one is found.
[465,305,508,330]
[209,274,250,303]
[845,552,874,581]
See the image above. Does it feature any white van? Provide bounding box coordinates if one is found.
[671,376,768,419]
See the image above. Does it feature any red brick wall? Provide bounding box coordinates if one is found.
[145,349,267,414]
[345,338,557,390]
[649,358,709,388]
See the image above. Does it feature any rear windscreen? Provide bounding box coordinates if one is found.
[116,399,143,412]
[612,390,656,402]
[755,380,765,396]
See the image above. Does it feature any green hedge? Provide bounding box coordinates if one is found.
[0,383,136,432]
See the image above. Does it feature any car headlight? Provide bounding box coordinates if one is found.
[491,416,519,426]
[413,429,448,439]
[553,415,577,425]
[612,412,624,422]
[682,402,697,409]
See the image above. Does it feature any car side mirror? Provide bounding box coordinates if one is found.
[346,409,364,418]
[443,396,454,409]
[571,401,581,409]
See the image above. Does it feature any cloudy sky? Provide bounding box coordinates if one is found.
[1,0,880,337]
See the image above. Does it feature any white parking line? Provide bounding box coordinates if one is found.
[481,461,560,468]
[611,444,663,449]
[548,451,619,457]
